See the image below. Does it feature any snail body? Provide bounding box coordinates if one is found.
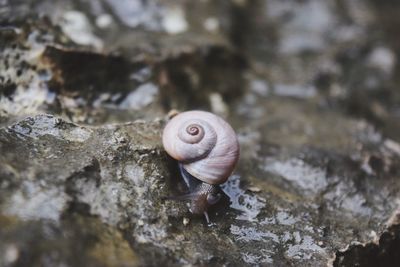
[162,110,239,222]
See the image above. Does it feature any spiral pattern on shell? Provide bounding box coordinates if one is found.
[178,123,205,144]
[163,111,239,185]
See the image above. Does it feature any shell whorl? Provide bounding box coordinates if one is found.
[179,123,205,143]
[163,111,239,185]
[164,117,217,163]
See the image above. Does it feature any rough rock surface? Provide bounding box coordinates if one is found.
[1,0,400,266]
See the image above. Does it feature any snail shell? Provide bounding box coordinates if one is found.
[162,110,239,185]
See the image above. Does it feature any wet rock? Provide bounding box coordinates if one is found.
[230,96,400,265]
[334,225,400,267]
[0,114,170,265]
[0,215,138,267]
[1,14,245,125]
[1,0,400,266]
[0,115,241,266]
[0,108,399,266]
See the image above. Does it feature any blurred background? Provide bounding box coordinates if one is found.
[1,0,400,266]
[1,0,399,131]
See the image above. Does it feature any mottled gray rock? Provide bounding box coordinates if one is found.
[1,0,400,266]
[0,109,399,266]
[0,114,170,266]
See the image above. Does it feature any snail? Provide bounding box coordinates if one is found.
[162,110,240,223]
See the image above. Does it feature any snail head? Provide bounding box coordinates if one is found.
[189,183,222,216]
[164,182,222,224]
